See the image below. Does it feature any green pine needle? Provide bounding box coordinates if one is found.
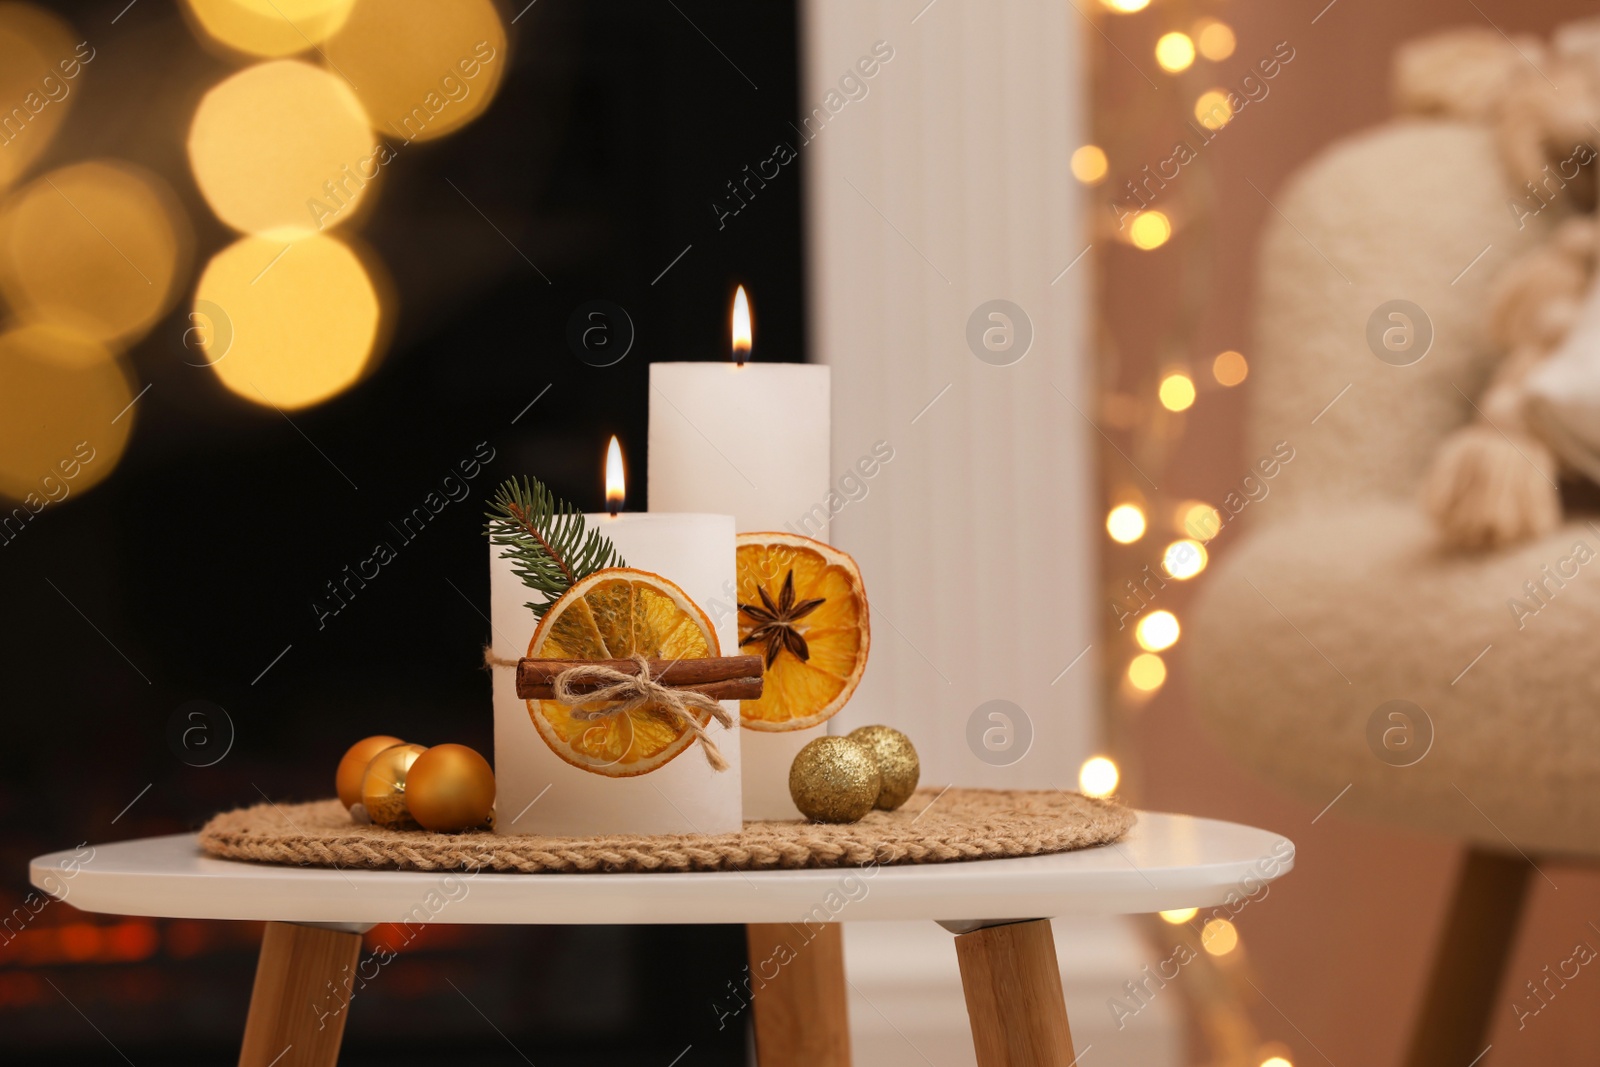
[485,476,626,616]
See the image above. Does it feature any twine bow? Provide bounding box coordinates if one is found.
[485,649,732,771]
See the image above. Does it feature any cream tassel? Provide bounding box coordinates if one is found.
[1425,422,1561,550]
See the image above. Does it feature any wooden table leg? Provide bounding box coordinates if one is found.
[952,919,1076,1067]
[746,922,852,1066]
[239,921,363,1067]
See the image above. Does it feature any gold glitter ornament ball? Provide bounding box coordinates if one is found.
[361,743,428,829]
[405,743,495,832]
[789,736,880,823]
[848,725,920,810]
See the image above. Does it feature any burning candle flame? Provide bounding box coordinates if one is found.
[605,435,625,515]
[731,285,751,365]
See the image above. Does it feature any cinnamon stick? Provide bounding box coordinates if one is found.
[516,655,764,701]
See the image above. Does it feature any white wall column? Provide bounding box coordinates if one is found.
[800,7,1176,1064]
[801,0,1098,789]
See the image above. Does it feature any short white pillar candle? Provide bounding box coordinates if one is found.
[490,511,740,837]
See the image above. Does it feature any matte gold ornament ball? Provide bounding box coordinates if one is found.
[790,736,881,823]
[361,743,428,829]
[848,725,920,810]
[405,743,496,832]
[336,734,405,810]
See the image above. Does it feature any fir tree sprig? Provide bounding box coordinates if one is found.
[485,476,626,616]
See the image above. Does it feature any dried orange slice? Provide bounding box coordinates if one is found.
[526,567,721,776]
[736,532,870,732]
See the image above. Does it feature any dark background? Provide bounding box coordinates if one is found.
[1,1,805,1062]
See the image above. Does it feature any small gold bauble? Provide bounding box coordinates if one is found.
[848,725,920,811]
[336,734,405,810]
[360,743,428,829]
[789,736,880,823]
[405,743,496,832]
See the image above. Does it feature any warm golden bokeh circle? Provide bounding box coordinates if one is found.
[1154,32,1195,74]
[184,0,356,59]
[1158,371,1196,411]
[1213,349,1249,386]
[0,325,134,502]
[0,161,191,344]
[1176,500,1221,541]
[1105,503,1146,544]
[1196,20,1237,62]
[1135,609,1180,652]
[1070,144,1108,185]
[1127,652,1167,692]
[1162,538,1208,580]
[323,0,507,143]
[197,234,381,409]
[1078,756,1120,798]
[1129,210,1172,250]
[0,4,80,191]
[188,60,374,238]
[1195,89,1234,131]
[1202,918,1239,956]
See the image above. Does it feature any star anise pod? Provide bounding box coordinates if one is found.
[739,569,826,668]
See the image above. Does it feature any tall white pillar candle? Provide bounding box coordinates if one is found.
[649,360,831,819]
[490,512,740,836]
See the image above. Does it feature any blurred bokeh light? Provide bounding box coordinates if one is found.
[0,325,134,501]
[1135,609,1180,652]
[1106,502,1146,543]
[1129,210,1171,250]
[323,0,507,143]
[0,3,79,191]
[1196,20,1237,62]
[183,0,357,59]
[1155,32,1195,74]
[1158,370,1196,411]
[1213,348,1248,386]
[1162,538,1207,580]
[1127,652,1167,692]
[0,161,191,344]
[188,59,374,238]
[1070,144,1108,184]
[1078,756,1120,798]
[1202,918,1239,956]
[1176,500,1221,541]
[1195,89,1234,130]
[196,233,381,409]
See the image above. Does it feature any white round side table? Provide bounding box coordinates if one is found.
[30,809,1292,1067]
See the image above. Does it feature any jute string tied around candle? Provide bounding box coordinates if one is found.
[485,649,732,771]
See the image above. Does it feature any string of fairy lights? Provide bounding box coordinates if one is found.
[1068,4,1295,1066]
[1071,0,1247,793]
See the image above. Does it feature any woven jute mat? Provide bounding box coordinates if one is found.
[198,788,1134,874]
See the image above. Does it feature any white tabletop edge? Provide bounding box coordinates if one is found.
[29,810,1295,927]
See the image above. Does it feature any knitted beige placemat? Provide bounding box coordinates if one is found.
[198,788,1134,874]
